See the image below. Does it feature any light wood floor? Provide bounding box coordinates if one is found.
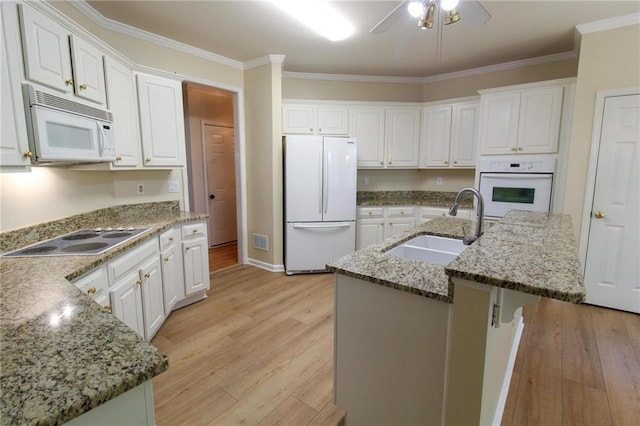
[209,242,238,273]
[152,266,639,425]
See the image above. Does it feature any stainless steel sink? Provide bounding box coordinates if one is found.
[2,227,151,257]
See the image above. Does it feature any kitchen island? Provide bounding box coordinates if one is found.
[0,201,207,425]
[328,210,584,425]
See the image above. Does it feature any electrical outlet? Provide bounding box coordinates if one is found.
[136,183,145,195]
[168,180,180,193]
[436,177,443,186]
[363,176,369,186]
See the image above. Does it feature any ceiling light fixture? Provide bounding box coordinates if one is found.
[440,0,459,12]
[271,0,354,41]
[443,8,461,25]
[407,1,424,18]
[418,1,435,29]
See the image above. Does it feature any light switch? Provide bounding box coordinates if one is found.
[168,180,180,193]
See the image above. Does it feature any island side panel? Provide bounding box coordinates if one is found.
[334,274,450,425]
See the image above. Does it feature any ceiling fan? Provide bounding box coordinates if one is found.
[370,0,491,35]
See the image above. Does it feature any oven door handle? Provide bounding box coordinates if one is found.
[481,173,552,180]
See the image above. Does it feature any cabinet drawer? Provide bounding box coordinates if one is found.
[387,206,415,218]
[159,227,178,250]
[181,222,206,239]
[420,207,449,218]
[357,207,384,219]
[73,265,108,300]
[108,238,159,285]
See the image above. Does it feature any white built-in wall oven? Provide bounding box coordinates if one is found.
[478,157,556,219]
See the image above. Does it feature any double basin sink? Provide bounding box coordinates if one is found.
[386,235,467,265]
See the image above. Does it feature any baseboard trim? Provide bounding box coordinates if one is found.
[246,258,285,273]
[493,315,525,426]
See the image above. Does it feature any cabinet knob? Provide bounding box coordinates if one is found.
[23,151,34,159]
[444,161,448,165]
[380,161,383,165]
[517,147,523,151]
[368,211,372,216]
[79,83,87,90]
[388,161,392,165]
[87,287,97,295]
[310,128,313,132]
[115,156,122,161]
[453,161,457,164]
[510,147,517,152]
[145,158,151,163]
[318,128,322,132]
[103,304,112,313]
[168,237,174,242]
[594,211,605,219]
[400,211,404,215]
[65,79,73,86]
[136,279,143,286]
[164,257,169,262]
[144,273,151,279]
[185,246,191,251]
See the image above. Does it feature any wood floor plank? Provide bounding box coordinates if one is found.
[308,400,346,426]
[211,333,333,425]
[209,242,238,273]
[511,298,563,426]
[622,311,640,364]
[500,371,520,426]
[257,396,319,426]
[293,361,334,412]
[562,302,607,390]
[155,384,237,426]
[591,307,640,425]
[562,378,613,426]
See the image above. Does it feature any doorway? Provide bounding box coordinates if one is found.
[581,91,639,313]
[183,82,240,271]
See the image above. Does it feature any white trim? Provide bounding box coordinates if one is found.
[576,12,640,35]
[244,55,286,70]
[283,51,578,84]
[282,95,479,107]
[478,77,576,95]
[247,258,285,273]
[68,0,244,70]
[578,87,640,272]
[492,316,525,426]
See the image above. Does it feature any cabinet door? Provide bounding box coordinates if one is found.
[282,104,315,134]
[386,218,416,238]
[160,243,183,313]
[517,86,563,154]
[1,4,31,167]
[137,74,186,167]
[317,105,349,135]
[110,271,145,338]
[450,101,479,167]
[139,256,165,340]
[69,35,106,105]
[183,236,210,296]
[385,108,420,168]
[479,93,520,155]
[19,4,73,93]
[104,56,141,167]
[350,106,385,168]
[421,105,452,167]
[356,219,384,250]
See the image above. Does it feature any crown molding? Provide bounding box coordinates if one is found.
[283,51,578,84]
[576,12,640,34]
[244,55,287,70]
[68,0,244,70]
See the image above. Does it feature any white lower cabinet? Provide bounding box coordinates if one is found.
[159,227,184,313]
[182,222,210,296]
[356,206,416,250]
[72,265,111,313]
[139,255,165,339]
[418,206,472,224]
[110,270,146,338]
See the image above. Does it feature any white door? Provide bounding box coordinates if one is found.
[69,35,106,105]
[110,272,145,338]
[385,108,421,168]
[285,135,323,222]
[323,137,357,222]
[517,86,563,154]
[183,237,210,295]
[350,106,385,168]
[139,256,165,340]
[584,94,640,313]
[421,105,452,167]
[450,101,479,167]
[204,124,237,246]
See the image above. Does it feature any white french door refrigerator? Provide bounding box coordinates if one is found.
[284,135,357,275]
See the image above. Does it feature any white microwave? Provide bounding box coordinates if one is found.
[23,84,116,163]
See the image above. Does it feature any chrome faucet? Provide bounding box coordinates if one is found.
[449,187,485,245]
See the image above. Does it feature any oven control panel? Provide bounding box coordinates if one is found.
[478,157,556,173]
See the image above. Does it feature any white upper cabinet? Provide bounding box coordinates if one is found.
[282,104,349,135]
[1,4,30,168]
[137,73,186,167]
[19,4,106,105]
[384,107,421,168]
[479,84,564,155]
[104,56,141,168]
[350,106,385,167]
[420,100,478,168]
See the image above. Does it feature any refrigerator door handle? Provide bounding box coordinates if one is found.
[318,150,323,214]
[323,150,331,214]
[293,223,352,229]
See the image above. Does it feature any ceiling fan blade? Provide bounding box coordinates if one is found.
[458,0,491,26]
[370,0,410,35]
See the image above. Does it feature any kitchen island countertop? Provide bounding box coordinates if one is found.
[328,210,585,304]
[0,201,207,425]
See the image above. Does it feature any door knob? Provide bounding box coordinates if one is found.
[209,194,215,200]
[594,211,605,219]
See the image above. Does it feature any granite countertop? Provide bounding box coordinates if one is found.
[328,210,585,304]
[357,190,474,209]
[0,201,208,425]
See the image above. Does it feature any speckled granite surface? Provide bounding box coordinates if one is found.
[445,210,586,303]
[357,190,474,208]
[328,210,585,304]
[0,201,208,425]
